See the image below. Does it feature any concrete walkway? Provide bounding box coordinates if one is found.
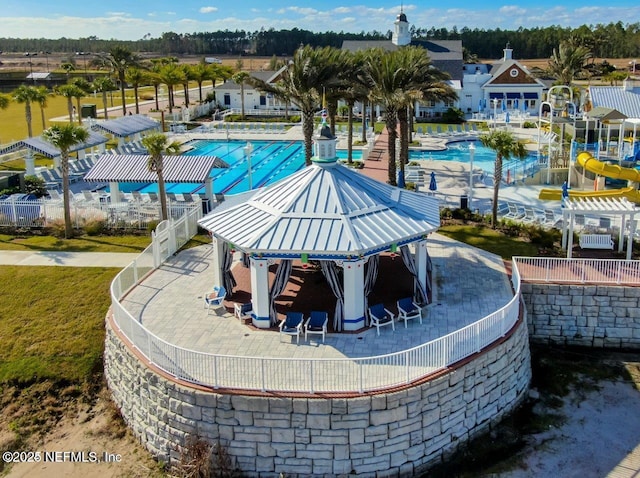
[0,250,138,267]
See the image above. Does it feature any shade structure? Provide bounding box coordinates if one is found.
[91,114,160,138]
[0,131,108,158]
[198,161,440,259]
[84,154,229,183]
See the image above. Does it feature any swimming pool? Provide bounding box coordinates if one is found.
[121,139,536,196]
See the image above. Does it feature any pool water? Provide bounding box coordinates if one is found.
[120,139,536,196]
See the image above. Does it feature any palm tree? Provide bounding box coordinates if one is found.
[33,86,51,133]
[70,78,92,124]
[92,76,116,119]
[42,124,89,238]
[232,71,250,119]
[547,41,592,85]
[100,46,141,115]
[192,62,212,103]
[13,85,39,137]
[157,63,186,114]
[141,133,181,221]
[250,45,343,165]
[125,67,147,114]
[179,64,195,107]
[479,129,527,228]
[367,47,456,186]
[56,84,85,123]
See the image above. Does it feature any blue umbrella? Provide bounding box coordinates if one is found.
[501,100,507,112]
[513,99,519,110]
[505,112,510,124]
[478,99,484,112]
[397,169,406,189]
[429,172,437,192]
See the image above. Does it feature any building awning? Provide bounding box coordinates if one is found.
[506,92,521,99]
[489,92,503,99]
[84,154,229,183]
[523,92,539,99]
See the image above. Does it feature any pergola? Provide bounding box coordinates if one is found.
[0,131,109,175]
[561,197,639,259]
[585,107,627,159]
[84,154,229,208]
[198,125,440,331]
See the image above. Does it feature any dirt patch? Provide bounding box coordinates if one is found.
[3,389,164,478]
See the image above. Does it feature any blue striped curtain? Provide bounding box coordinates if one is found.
[222,243,236,297]
[268,259,292,326]
[320,260,345,331]
[363,255,380,325]
[400,245,427,305]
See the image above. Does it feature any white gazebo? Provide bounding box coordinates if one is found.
[562,197,639,259]
[198,123,441,331]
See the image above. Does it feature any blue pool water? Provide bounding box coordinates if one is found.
[120,139,536,196]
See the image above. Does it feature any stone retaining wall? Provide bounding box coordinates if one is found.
[521,283,640,348]
[104,316,531,477]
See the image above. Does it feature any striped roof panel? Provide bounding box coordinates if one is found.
[84,154,228,183]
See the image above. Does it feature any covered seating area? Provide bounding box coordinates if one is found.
[561,197,639,259]
[84,153,229,211]
[90,114,161,149]
[198,122,439,336]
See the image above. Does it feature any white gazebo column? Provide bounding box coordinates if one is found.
[109,181,121,202]
[343,259,365,331]
[210,237,225,287]
[24,150,35,176]
[414,240,429,296]
[204,178,214,212]
[250,257,271,329]
[53,155,61,169]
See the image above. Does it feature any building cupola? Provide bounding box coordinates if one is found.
[503,42,513,61]
[392,8,411,46]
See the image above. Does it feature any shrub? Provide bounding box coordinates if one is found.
[442,107,465,124]
[146,220,160,233]
[83,219,107,236]
[24,176,48,198]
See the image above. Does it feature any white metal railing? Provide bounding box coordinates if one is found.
[0,198,200,230]
[513,257,640,285]
[109,228,523,394]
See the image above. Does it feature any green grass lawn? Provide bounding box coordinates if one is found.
[438,224,540,259]
[0,234,152,252]
[0,266,115,384]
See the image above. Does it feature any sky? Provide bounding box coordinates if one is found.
[1,1,639,41]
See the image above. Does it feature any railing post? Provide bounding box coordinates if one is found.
[213,355,218,389]
[261,361,266,392]
[133,259,139,285]
[310,361,314,394]
[359,364,364,394]
[405,351,410,384]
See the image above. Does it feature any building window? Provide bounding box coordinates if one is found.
[223,93,231,106]
[259,95,266,106]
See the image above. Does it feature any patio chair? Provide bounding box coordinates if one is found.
[234,302,253,324]
[203,285,226,314]
[522,206,544,224]
[396,297,423,328]
[368,303,395,336]
[304,311,328,343]
[147,192,159,202]
[503,202,524,220]
[542,209,562,229]
[279,312,303,343]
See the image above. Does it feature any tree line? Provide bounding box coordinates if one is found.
[1,22,639,59]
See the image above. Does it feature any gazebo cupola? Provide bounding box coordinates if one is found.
[312,118,338,163]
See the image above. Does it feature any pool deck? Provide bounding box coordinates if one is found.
[121,233,513,360]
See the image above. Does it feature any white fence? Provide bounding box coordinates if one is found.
[513,257,640,285]
[109,225,523,393]
[0,197,200,230]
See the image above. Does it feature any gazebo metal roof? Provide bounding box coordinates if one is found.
[84,154,229,183]
[0,131,109,158]
[91,115,160,138]
[198,161,440,258]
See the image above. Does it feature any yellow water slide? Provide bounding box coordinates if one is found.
[538,152,640,202]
